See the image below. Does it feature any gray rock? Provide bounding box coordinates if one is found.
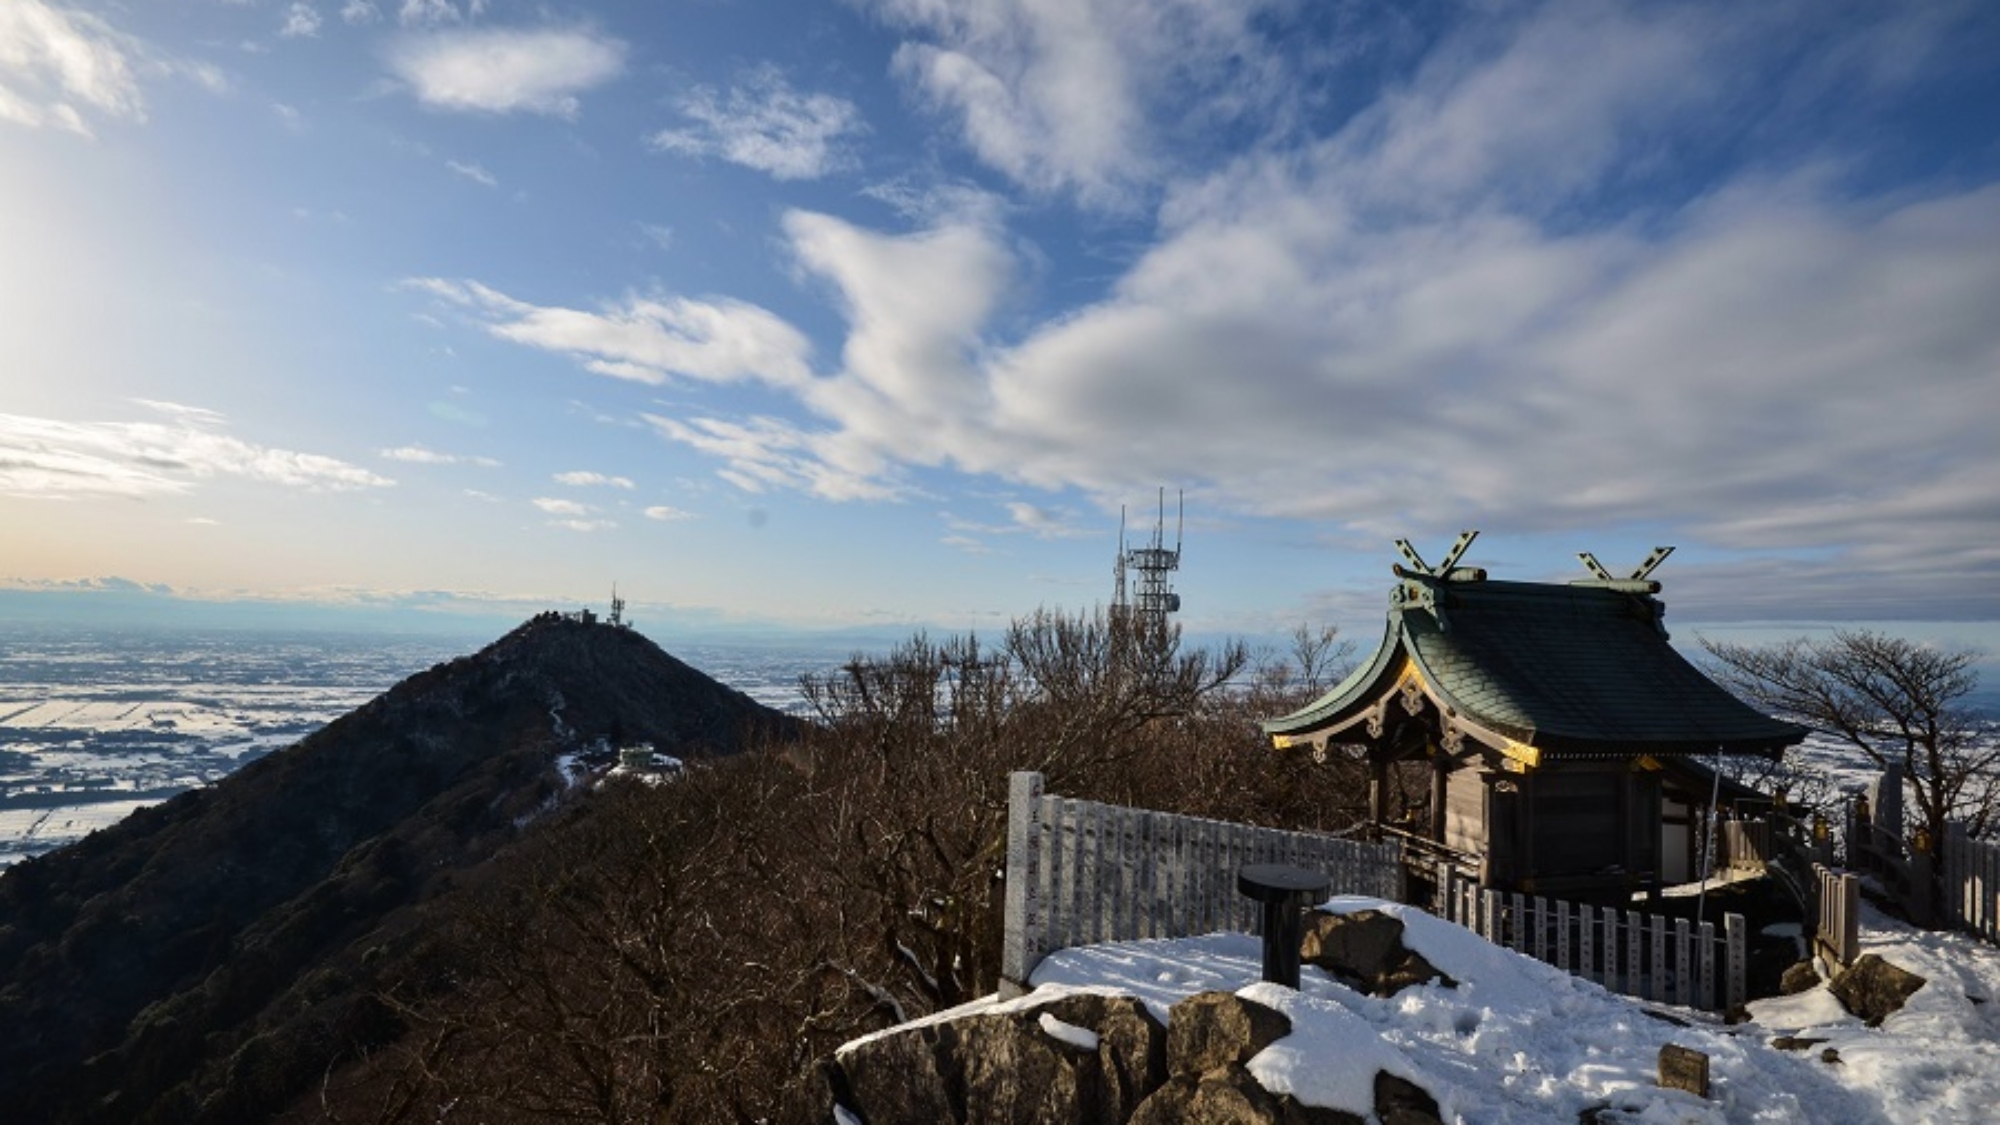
[836,992,1169,1125]
[1300,910,1455,997]
[835,1020,957,1124]
[1167,992,1293,1078]
[1779,960,1821,996]
[1374,1072,1445,1125]
[1828,954,1927,1027]
[1130,1072,1281,1125]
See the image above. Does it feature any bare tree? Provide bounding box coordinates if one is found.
[1701,629,1999,848]
[1288,623,1355,697]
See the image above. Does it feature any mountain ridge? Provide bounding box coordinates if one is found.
[0,614,798,1124]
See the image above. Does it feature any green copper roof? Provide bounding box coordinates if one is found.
[1264,577,1807,758]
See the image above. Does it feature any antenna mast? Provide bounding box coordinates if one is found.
[1112,488,1183,632]
[609,582,626,628]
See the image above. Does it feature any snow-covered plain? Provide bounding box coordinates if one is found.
[1019,895,2000,1124]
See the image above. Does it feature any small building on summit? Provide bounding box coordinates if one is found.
[1262,533,1807,901]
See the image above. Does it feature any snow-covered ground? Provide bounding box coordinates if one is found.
[1016,894,2000,1124]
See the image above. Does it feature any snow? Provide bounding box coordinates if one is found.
[1022,894,2000,1124]
[1038,1011,1101,1052]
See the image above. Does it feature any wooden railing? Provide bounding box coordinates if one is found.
[1814,863,1861,968]
[999,772,1405,995]
[1944,825,2000,947]
[1437,869,1746,1010]
[1718,818,1770,874]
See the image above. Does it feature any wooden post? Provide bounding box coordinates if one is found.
[1659,1045,1711,1098]
[1000,771,1046,997]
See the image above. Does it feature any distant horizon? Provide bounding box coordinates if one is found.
[5,579,1996,713]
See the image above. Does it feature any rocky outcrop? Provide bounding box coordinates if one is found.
[837,992,1166,1125]
[1829,954,1927,1026]
[1300,909,1455,997]
[834,989,1443,1125]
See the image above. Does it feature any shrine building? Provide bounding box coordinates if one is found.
[1262,533,1807,900]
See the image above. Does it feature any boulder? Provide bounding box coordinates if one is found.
[1828,954,1926,1027]
[1167,992,1292,1078]
[835,1020,956,1125]
[835,992,1167,1125]
[1128,1070,1368,1125]
[1300,910,1455,996]
[1374,1072,1446,1125]
[1779,960,1821,996]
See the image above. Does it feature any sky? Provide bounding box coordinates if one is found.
[3,0,1999,653]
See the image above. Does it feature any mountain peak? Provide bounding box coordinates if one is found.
[0,617,797,1124]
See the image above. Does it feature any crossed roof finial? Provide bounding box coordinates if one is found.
[1576,545,1674,585]
[1394,530,1478,579]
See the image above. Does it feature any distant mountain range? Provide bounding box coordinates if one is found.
[0,614,798,1124]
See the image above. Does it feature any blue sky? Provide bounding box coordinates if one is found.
[3,0,1999,652]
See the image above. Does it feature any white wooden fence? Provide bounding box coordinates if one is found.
[1437,870,1747,1010]
[999,771,1404,995]
[1815,863,1861,968]
[1945,824,2000,947]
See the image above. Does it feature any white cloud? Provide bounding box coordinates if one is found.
[444,158,496,186]
[636,223,673,251]
[553,471,633,489]
[280,3,323,40]
[405,277,814,387]
[550,518,616,533]
[648,65,864,181]
[0,1,145,136]
[643,505,692,521]
[379,444,499,467]
[429,0,2000,617]
[531,497,589,516]
[870,0,1277,207]
[0,401,395,499]
[387,26,624,117]
[398,0,486,28]
[341,1,381,25]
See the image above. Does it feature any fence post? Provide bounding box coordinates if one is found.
[1725,913,1747,1010]
[1000,771,1047,997]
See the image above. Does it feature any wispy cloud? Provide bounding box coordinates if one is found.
[387,26,625,117]
[870,0,1277,208]
[379,444,499,467]
[280,3,323,40]
[0,1,145,136]
[0,401,395,499]
[404,277,813,387]
[553,470,633,489]
[643,505,692,521]
[444,158,496,186]
[397,0,486,28]
[648,65,864,181]
[340,1,381,26]
[531,497,590,516]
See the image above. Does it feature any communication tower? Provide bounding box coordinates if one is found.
[609,583,627,629]
[1112,488,1183,632]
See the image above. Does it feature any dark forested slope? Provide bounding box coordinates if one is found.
[0,615,795,1124]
